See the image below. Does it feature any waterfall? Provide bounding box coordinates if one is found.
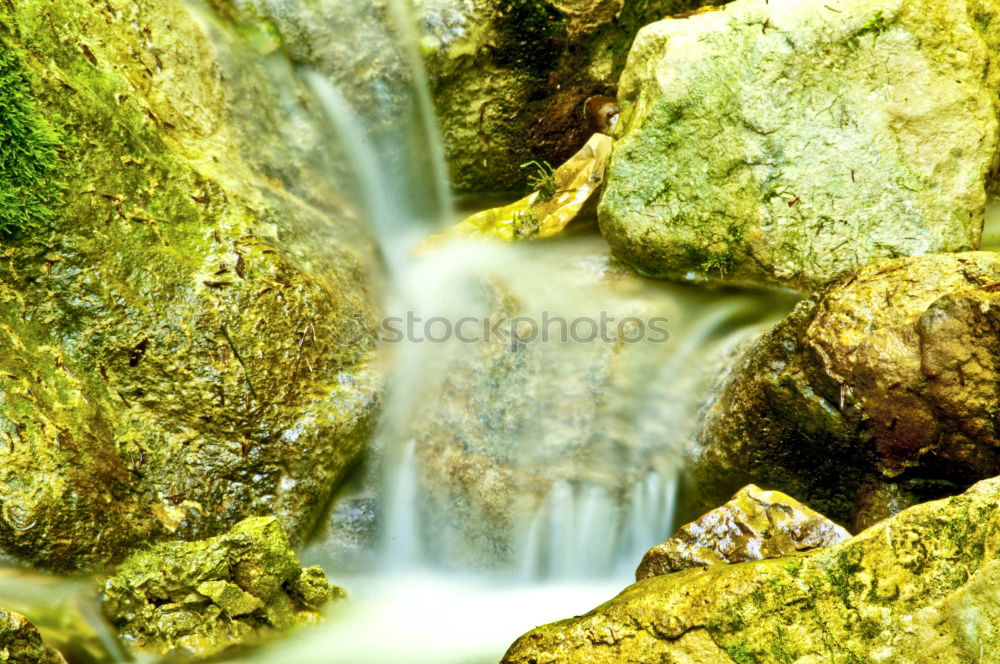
[193,2,795,589]
[270,0,453,265]
[0,2,803,662]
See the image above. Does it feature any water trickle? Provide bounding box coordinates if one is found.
[984,201,1000,251]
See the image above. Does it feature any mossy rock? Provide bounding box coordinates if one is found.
[102,516,344,659]
[0,608,64,664]
[503,476,1000,664]
[598,0,998,290]
[0,0,381,571]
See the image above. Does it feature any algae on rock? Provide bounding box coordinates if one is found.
[599,0,999,290]
[102,517,343,659]
[503,476,1000,664]
[0,0,381,571]
[691,252,1000,528]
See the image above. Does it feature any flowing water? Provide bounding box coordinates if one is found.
[2,3,997,663]
[236,2,797,661]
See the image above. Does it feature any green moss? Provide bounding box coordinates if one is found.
[852,10,890,48]
[724,641,759,664]
[493,0,566,77]
[698,223,746,277]
[825,549,864,606]
[860,10,889,36]
[770,626,796,664]
[0,39,64,235]
[782,557,804,577]
[512,208,540,239]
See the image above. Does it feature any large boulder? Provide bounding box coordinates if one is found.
[415,0,722,194]
[636,484,849,580]
[503,475,1000,664]
[599,0,999,291]
[690,252,1000,528]
[969,0,1000,194]
[0,0,381,571]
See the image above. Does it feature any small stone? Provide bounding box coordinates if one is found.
[195,581,264,617]
[0,609,64,664]
[290,567,345,611]
[636,484,849,580]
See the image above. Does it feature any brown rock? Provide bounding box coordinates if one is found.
[691,252,1000,525]
[636,484,849,580]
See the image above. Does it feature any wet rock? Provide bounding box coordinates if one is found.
[636,484,849,580]
[398,236,794,569]
[415,0,721,194]
[691,252,1000,526]
[318,492,381,573]
[0,609,64,664]
[426,133,612,244]
[0,0,380,571]
[851,480,920,532]
[216,0,450,225]
[102,517,344,659]
[503,475,1000,664]
[599,0,999,291]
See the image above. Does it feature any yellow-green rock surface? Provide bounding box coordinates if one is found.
[691,252,1000,526]
[102,516,343,659]
[0,0,381,571]
[426,132,612,244]
[636,484,849,580]
[503,476,1000,664]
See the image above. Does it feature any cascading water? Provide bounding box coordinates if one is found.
[238,2,802,658]
[0,2,798,662]
[4,3,996,664]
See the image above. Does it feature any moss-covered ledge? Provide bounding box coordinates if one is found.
[503,475,1000,664]
[0,0,381,572]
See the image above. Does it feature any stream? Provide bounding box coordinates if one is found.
[1,1,998,662]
